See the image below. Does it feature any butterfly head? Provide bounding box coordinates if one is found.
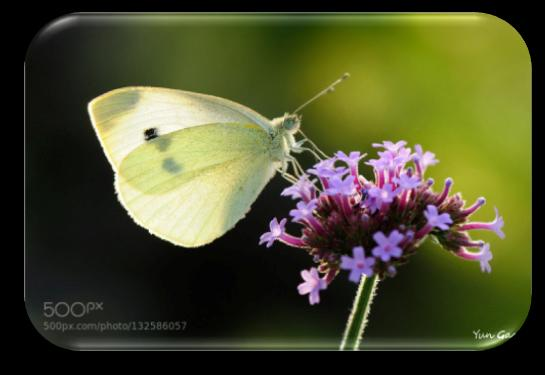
[273,113,301,134]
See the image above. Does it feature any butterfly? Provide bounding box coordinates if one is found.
[88,74,349,247]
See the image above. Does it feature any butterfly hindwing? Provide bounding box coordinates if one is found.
[116,122,281,247]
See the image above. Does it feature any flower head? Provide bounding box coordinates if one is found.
[297,267,327,305]
[260,140,505,304]
[340,246,376,282]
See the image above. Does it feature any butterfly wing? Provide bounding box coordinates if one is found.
[115,122,282,247]
[88,87,274,169]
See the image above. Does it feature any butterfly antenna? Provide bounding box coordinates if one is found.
[292,72,350,114]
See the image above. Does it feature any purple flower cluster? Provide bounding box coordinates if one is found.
[259,141,505,305]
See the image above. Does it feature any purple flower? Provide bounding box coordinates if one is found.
[424,205,453,230]
[396,146,412,163]
[365,157,386,170]
[489,208,505,239]
[414,144,438,169]
[362,196,379,213]
[325,175,357,196]
[366,148,406,172]
[454,242,494,274]
[386,265,397,277]
[371,230,404,261]
[259,218,287,248]
[459,207,505,239]
[478,243,493,273]
[308,159,347,179]
[281,174,315,201]
[340,246,375,282]
[376,150,408,170]
[367,183,399,205]
[335,151,363,171]
[297,267,327,305]
[394,173,420,190]
[289,199,318,223]
[372,140,407,152]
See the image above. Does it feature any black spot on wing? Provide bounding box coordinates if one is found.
[144,128,171,151]
[144,128,158,141]
[162,158,182,174]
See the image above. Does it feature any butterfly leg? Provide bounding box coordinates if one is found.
[289,136,326,162]
[292,145,324,162]
[295,130,330,160]
[275,155,304,184]
[285,155,306,178]
[290,139,308,153]
[276,164,298,184]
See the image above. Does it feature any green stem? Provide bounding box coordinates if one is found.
[339,274,379,350]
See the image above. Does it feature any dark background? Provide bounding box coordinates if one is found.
[24,13,532,350]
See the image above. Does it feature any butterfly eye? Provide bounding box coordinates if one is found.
[282,115,301,133]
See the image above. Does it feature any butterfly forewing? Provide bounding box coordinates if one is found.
[88,87,274,169]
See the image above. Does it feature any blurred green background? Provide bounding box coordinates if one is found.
[26,14,530,349]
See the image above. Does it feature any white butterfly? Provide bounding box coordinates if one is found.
[88,74,348,247]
